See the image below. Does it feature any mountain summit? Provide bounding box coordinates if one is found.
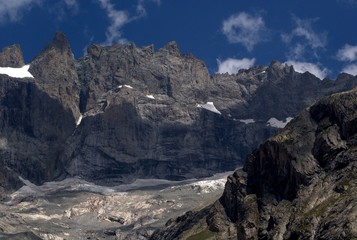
[0,32,356,192]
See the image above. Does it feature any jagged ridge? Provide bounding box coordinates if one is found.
[0,32,356,192]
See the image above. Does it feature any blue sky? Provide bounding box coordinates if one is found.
[0,0,356,79]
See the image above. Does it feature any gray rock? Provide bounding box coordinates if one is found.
[29,32,81,121]
[0,231,42,240]
[0,32,357,191]
[153,88,357,239]
[0,44,24,68]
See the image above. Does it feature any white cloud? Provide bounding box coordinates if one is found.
[136,0,147,17]
[97,0,157,45]
[97,0,131,45]
[342,64,357,75]
[285,60,328,79]
[217,58,255,74]
[222,12,268,51]
[64,0,77,7]
[337,44,357,62]
[282,16,327,60]
[0,0,41,24]
[63,0,78,11]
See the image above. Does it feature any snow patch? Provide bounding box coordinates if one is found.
[267,117,293,128]
[76,114,83,126]
[196,102,221,115]
[185,179,227,194]
[0,65,34,78]
[146,94,155,99]
[118,84,133,89]
[239,119,255,124]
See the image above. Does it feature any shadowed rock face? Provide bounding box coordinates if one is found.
[0,32,357,191]
[152,88,357,240]
[0,76,76,192]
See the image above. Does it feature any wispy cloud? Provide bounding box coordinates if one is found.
[63,0,78,11]
[97,0,131,45]
[285,60,328,79]
[222,12,269,51]
[336,44,357,75]
[64,0,77,7]
[282,15,327,60]
[47,0,80,22]
[0,0,41,24]
[336,44,357,62]
[342,64,357,75]
[0,0,81,24]
[217,58,256,74]
[282,15,329,79]
[97,0,158,45]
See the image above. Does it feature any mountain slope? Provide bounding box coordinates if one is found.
[0,32,356,191]
[151,87,357,239]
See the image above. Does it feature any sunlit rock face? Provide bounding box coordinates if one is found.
[0,32,356,191]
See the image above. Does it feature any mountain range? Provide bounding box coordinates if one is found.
[0,32,356,194]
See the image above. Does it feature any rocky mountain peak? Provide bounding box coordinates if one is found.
[336,72,357,84]
[157,41,181,56]
[0,44,25,67]
[29,32,76,80]
[266,60,294,80]
[269,60,283,68]
[86,44,102,59]
[46,31,73,56]
[28,32,81,122]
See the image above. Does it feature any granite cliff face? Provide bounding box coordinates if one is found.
[0,44,24,68]
[152,88,357,240]
[0,32,356,191]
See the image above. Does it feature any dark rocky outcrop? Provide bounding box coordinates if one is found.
[0,45,24,68]
[152,88,357,239]
[0,32,357,191]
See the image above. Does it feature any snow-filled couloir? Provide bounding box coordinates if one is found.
[196,102,221,115]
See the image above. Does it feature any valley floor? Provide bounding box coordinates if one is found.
[0,172,232,240]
